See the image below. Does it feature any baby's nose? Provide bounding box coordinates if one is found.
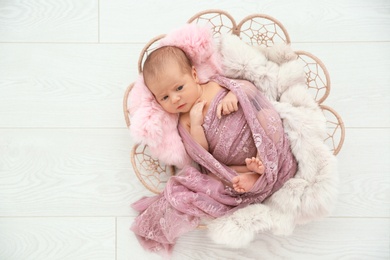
[172,94,180,103]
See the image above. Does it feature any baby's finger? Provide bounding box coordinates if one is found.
[233,101,238,111]
[223,103,233,115]
[199,101,207,112]
[216,103,222,119]
[222,103,229,115]
[227,102,234,112]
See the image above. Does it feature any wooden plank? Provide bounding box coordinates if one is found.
[0,42,388,128]
[99,0,241,43]
[0,129,151,216]
[332,128,390,217]
[118,217,390,260]
[245,218,390,260]
[0,1,388,260]
[263,0,390,42]
[117,217,162,260]
[0,129,388,218]
[0,217,115,260]
[100,0,390,43]
[0,0,98,42]
[294,42,390,128]
[0,43,139,128]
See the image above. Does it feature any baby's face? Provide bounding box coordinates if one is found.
[147,62,201,114]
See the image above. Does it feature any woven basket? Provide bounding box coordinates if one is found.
[123,10,345,194]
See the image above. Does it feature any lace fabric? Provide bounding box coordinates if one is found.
[131,77,297,256]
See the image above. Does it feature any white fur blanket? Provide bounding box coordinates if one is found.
[127,24,338,248]
[206,34,338,247]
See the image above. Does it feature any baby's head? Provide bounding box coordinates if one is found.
[143,46,192,88]
[143,46,201,114]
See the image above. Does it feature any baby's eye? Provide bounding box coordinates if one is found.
[177,86,183,91]
[162,95,168,101]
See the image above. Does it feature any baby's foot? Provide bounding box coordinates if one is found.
[232,173,260,193]
[245,157,265,175]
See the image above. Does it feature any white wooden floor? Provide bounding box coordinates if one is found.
[0,1,389,259]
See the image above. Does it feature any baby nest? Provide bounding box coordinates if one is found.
[123,10,345,247]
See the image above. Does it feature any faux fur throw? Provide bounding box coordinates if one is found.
[128,24,221,168]
[127,24,338,247]
[207,34,338,247]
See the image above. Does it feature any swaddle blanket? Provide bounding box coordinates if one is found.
[128,23,338,251]
[131,76,297,255]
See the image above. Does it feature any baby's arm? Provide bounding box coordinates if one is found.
[187,100,209,151]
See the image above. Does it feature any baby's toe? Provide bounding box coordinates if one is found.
[235,187,244,193]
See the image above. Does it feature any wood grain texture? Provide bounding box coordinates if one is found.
[0,43,139,128]
[332,129,390,217]
[0,43,388,128]
[294,42,390,128]
[0,0,389,259]
[117,217,390,260]
[117,217,162,260]
[0,129,388,218]
[100,0,390,43]
[0,129,152,216]
[0,0,98,42]
[0,217,115,260]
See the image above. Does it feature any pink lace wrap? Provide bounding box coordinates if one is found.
[131,76,297,256]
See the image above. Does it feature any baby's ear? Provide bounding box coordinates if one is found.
[192,66,199,82]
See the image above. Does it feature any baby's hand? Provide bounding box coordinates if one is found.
[190,100,206,126]
[217,91,238,119]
